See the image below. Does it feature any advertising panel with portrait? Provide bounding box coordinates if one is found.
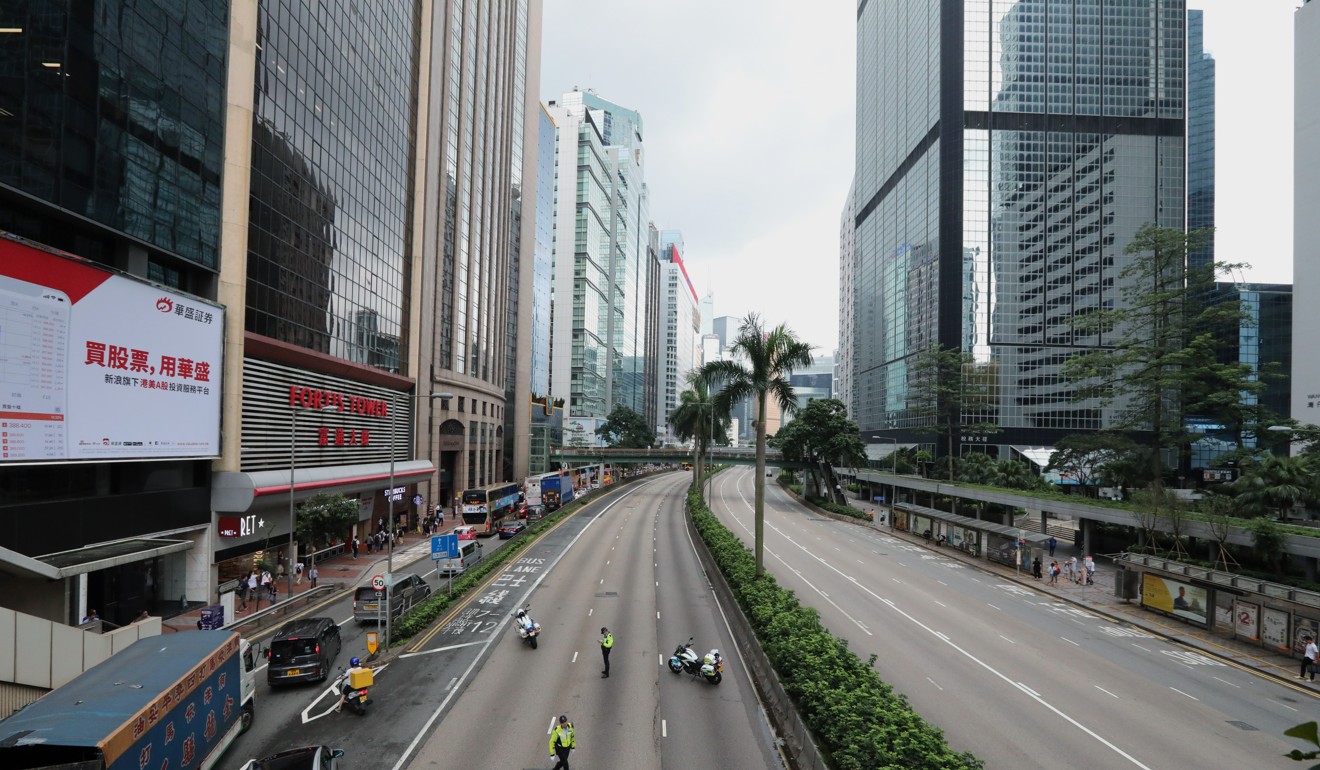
[1141,574,1209,625]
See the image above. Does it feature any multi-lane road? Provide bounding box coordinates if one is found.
[706,466,1314,769]
[229,472,782,770]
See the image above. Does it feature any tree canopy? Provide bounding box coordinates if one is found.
[595,405,656,448]
[294,492,360,555]
[774,398,866,498]
[907,343,999,478]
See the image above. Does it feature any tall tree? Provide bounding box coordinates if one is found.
[908,344,999,478]
[669,371,730,501]
[595,405,656,448]
[1063,223,1250,487]
[702,314,813,577]
[1231,454,1319,520]
[294,492,360,563]
[773,398,867,501]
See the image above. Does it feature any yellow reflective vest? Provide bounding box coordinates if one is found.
[600,632,614,649]
[549,723,576,754]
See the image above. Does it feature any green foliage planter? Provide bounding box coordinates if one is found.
[688,486,981,769]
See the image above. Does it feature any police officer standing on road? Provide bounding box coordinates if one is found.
[549,714,576,769]
[599,627,613,678]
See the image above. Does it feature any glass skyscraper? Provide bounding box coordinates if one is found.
[1187,8,1215,271]
[852,0,1187,458]
[547,90,655,440]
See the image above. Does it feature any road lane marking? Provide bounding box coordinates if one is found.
[999,635,1015,644]
[1095,686,1119,698]
[926,677,943,691]
[1170,687,1199,701]
[988,604,1001,611]
[934,601,946,608]
[1061,637,1080,647]
[1212,676,1240,688]
[572,651,578,663]
[662,719,668,738]
[397,640,486,659]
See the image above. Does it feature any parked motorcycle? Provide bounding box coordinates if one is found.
[335,664,371,715]
[668,637,723,685]
[514,606,541,649]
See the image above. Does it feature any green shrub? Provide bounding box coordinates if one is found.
[688,485,981,769]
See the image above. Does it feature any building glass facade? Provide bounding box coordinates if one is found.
[245,0,419,372]
[1187,8,1215,270]
[531,106,555,397]
[854,0,1187,456]
[0,0,228,273]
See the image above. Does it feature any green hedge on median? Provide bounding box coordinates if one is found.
[688,485,981,770]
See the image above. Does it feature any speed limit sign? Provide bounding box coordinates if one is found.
[371,574,386,591]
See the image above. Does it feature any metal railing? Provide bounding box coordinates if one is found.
[1120,553,1320,608]
[221,585,343,638]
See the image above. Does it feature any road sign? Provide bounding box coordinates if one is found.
[371,574,385,590]
[431,533,459,560]
[366,631,378,656]
[873,495,886,502]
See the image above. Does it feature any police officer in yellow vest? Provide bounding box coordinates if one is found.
[599,626,613,678]
[549,714,575,769]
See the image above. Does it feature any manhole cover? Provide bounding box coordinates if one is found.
[1226,721,1258,731]
[594,591,619,598]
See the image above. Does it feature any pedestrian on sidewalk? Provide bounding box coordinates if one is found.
[1049,560,1060,585]
[295,561,304,584]
[1083,555,1096,585]
[1048,536,1057,557]
[1301,636,1318,681]
[309,565,319,588]
[352,537,360,559]
[599,627,613,678]
[1067,556,1079,584]
[1031,556,1042,580]
[247,570,260,608]
[549,715,576,770]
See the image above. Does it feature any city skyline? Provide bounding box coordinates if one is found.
[541,0,1301,353]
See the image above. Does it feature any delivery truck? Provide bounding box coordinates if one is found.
[0,631,256,770]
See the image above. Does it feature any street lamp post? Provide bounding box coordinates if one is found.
[384,391,453,652]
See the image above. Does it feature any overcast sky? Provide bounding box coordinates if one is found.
[540,0,1301,355]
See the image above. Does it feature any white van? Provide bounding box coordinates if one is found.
[438,540,483,575]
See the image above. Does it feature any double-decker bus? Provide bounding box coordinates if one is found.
[461,482,522,536]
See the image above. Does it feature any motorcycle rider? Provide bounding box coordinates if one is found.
[516,606,536,634]
[336,657,369,712]
[549,714,576,769]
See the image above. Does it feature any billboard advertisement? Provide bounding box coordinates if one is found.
[0,236,223,463]
[1141,574,1209,625]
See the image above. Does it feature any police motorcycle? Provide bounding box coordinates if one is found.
[335,658,372,715]
[667,637,723,685]
[513,605,541,649]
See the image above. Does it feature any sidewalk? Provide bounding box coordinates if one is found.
[162,534,439,633]
[839,498,1314,687]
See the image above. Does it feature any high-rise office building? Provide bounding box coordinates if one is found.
[837,181,857,417]
[546,90,655,442]
[1292,0,1320,426]
[1187,9,1216,270]
[657,235,700,442]
[0,0,540,634]
[852,0,1187,460]
[524,105,558,475]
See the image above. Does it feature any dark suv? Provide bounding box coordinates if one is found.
[267,617,341,685]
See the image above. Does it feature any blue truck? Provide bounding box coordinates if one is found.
[0,631,256,770]
[540,473,574,512]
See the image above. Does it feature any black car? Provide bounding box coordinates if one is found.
[267,617,341,685]
[498,519,527,539]
[239,745,344,770]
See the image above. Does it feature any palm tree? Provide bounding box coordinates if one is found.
[701,314,813,577]
[669,371,728,502]
[1232,454,1319,520]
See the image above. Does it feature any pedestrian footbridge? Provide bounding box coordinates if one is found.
[550,446,810,468]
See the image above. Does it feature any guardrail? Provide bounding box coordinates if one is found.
[221,585,344,641]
